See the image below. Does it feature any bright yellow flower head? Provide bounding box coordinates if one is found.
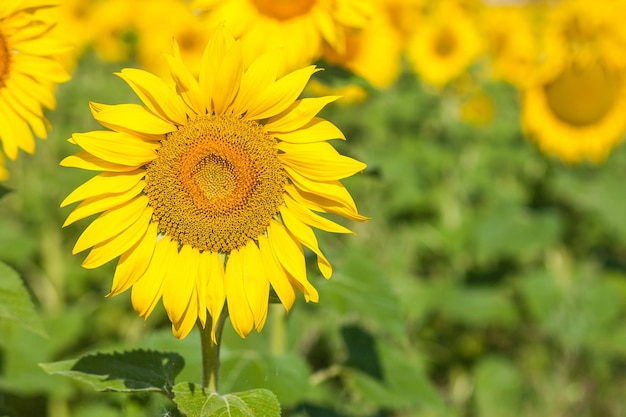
[520,0,626,163]
[61,26,367,340]
[193,0,372,75]
[0,0,70,160]
[322,1,402,89]
[405,0,483,88]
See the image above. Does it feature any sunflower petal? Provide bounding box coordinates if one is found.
[225,248,254,338]
[280,142,366,181]
[284,193,353,234]
[206,251,226,342]
[163,245,198,326]
[267,220,318,302]
[82,206,153,269]
[258,235,296,311]
[265,97,340,132]
[92,103,175,135]
[241,240,270,332]
[272,117,345,143]
[72,131,158,166]
[72,195,149,254]
[109,222,159,297]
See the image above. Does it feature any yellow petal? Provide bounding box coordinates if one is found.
[165,41,204,116]
[72,195,149,254]
[61,170,145,207]
[208,36,243,115]
[198,25,234,113]
[267,220,318,302]
[163,245,198,325]
[280,142,366,181]
[72,131,158,166]
[117,68,187,125]
[172,285,199,339]
[92,103,175,135]
[108,222,159,297]
[283,193,353,234]
[272,117,345,143]
[258,235,296,311]
[225,248,254,338]
[231,50,280,116]
[63,180,145,227]
[82,206,153,269]
[206,251,226,342]
[285,172,369,222]
[264,96,340,133]
[244,66,320,120]
[241,240,270,332]
[60,151,141,172]
[131,236,175,318]
[280,206,332,279]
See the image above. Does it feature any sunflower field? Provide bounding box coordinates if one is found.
[2,0,626,416]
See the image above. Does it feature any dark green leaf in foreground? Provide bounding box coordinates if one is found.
[40,350,184,396]
[173,383,280,417]
[0,261,46,337]
[0,184,11,199]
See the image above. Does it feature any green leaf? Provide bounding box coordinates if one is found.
[0,261,46,337]
[40,350,184,396]
[0,184,11,199]
[473,356,523,417]
[173,383,280,417]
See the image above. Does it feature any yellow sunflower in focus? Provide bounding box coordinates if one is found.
[405,0,483,88]
[521,0,626,163]
[0,0,70,160]
[193,0,372,75]
[61,26,367,340]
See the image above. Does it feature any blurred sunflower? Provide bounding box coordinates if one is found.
[405,0,483,88]
[521,0,626,163]
[0,0,70,160]
[482,4,542,89]
[193,0,372,75]
[136,0,209,77]
[61,26,367,340]
[322,1,402,89]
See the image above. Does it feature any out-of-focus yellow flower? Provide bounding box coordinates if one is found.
[193,0,372,75]
[306,79,368,104]
[322,1,402,89]
[61,26,367,340]
[0,153,8,181]
[0,0,71,160]
[481,4,544,89]
[52,0,98,60]
[405,0,483,88]
[521,0,626,163]
[136,0,209,77]
[90,0,136,62]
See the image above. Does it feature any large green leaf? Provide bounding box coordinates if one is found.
[40,350,184,396]
[0,261,46,337]
[173,383,280,417]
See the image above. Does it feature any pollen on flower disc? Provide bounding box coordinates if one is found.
[145,114,286,253]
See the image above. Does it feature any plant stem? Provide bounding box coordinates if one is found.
[198,309,227,392]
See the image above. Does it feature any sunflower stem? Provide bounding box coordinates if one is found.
[198,309,227,392]
[270,304,287,355]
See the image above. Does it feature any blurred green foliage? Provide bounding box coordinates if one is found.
[2,52,626,417]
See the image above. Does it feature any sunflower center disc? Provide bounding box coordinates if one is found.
[544,64,619,126]
[0,33,10,87]
[145,114,286,253]
[253,0,316,20]
[433,27,457,57]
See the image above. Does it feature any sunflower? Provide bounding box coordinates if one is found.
[522,59,626,163]
[322,1,402,89]
[0,0,70,160]
[193,0,371,75]
[405,0,483,88]
[520,0,626,163]
[61,26,367,340]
